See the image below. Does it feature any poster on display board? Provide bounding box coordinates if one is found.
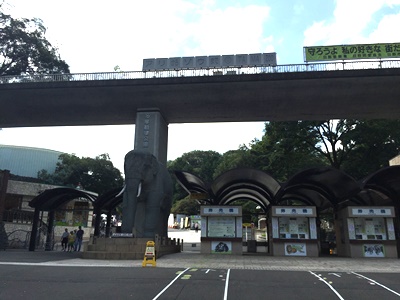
[211,241,232,254]
[363,244,385,257]
[208,217,236,237]
[284,243,307,256]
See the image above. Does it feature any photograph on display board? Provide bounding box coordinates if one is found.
[363,244,385,257]
[211,241,232,254]
[284,243,307,256]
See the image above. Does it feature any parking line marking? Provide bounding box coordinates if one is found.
[352,272,400,297]
[152,267,190,300]
[223,269,231,300]
[309,271,344,300]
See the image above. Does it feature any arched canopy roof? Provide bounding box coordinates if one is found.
[29,187,98,211]
[212,168,281,211]
[175,166,400,213]
[361,166,400,206]
[277,167,361,211]
[94,187,124,213]
[175,168,281,212]
[174,171,210,195]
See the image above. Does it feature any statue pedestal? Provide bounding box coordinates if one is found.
[82,236,181,260]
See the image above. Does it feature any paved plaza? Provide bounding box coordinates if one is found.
[1,229,399,273]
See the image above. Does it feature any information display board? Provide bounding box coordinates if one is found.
[278,217,309,239]
[208,217,236,238]
[352,217,387,240]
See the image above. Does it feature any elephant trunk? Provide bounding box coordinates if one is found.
[121,178,142,234]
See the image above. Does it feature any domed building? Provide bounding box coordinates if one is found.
[0,144,63,178]
[0,145,94,249]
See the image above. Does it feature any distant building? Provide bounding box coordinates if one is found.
[0,144,63,178]
[0,145,93,248]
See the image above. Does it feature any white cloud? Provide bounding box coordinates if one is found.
[368,12,400,42]
[303,0,400,46]
[6,1,272,72]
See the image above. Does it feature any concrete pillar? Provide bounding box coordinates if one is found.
[29,208,41,251]
[93,206,102,237]
[45,211,55,251]
[134,109,168,165]
[0,170,10,219]
[106,211,112,237]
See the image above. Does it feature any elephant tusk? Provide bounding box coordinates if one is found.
[115,185,125,198]
[137,182,142,197]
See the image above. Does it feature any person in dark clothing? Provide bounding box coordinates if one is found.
[74,226,84,252]
[60,228,69,251]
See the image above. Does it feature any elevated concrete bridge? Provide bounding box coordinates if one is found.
[1,61,400,162]
[1,63,400,128]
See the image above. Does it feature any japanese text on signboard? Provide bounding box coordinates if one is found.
[304,43,400,62]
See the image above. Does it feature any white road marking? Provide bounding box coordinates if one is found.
[329,273,342,278]
[351,272,400,297]
[309,271,345,300]
[204,269,216,274]
[152,267,190,300]
[223,269,231,300]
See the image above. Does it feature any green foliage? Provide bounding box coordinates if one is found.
[170,196,200,215]
[249,121,327,181]
[37,153,124,195]
[213,147,254,178]
[341,119,400,178]
[250,119,400,180]
[0,7,69,75]
[230,200,260,223]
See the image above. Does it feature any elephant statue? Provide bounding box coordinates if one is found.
[121,150,173,238]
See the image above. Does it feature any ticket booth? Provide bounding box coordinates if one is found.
[200,206,242,255]
[336,206,397,258]
[269,206,318,257]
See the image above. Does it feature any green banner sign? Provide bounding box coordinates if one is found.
[304,43,400,62]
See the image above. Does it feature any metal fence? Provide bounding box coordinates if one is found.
[0,59,399,85]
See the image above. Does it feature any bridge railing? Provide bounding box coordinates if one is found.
[1,59,399,84]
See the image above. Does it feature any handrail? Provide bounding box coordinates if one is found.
[0,59,399,84]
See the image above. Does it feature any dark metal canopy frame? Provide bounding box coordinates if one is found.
[93,187,124,237]
[28,188,97,251]
[174,165,400,219]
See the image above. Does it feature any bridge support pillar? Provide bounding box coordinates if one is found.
[134,109,168,165]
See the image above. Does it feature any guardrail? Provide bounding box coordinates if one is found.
[1,59,400,84]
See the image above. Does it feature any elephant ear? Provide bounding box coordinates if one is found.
[144,153,159,175]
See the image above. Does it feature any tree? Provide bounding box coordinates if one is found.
[251,119,400,181]
[341,119,400,178]
[249,121,327,181]
[213,146,254,178]
[170,196,200,216]
[0,5,69,76]
[300,120,357,170]
[38,153,124,195]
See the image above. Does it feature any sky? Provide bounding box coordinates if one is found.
[1,0,400,172]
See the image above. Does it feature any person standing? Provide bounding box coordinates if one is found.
[67,231,75,252]
[74,226,84,252]
[60,228,69,251]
